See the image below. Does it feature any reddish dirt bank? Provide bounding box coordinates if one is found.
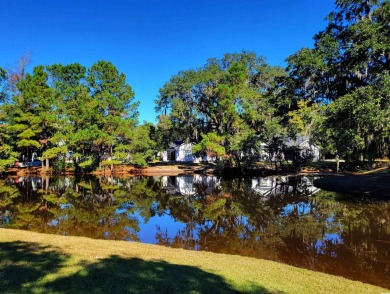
[92,164,207,176]
[7,164,211,177]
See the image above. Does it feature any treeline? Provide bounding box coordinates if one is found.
[0,60,156,172]
[0,0,389,173]
[155,0,389,167]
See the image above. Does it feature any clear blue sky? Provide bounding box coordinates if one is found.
[0,0,335,123]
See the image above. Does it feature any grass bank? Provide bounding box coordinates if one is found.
[0,229,386,293]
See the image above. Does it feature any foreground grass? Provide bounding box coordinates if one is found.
[0,229,386,294]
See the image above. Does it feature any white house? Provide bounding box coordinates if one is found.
[161,136,321,163]
[161,142,194,162]
[285,136,321,162]
[176,143,194,162]
[161,142,216,163]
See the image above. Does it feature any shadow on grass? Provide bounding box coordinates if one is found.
[0,241,275,294]
[0,241,69,293]
[44,255,274,293]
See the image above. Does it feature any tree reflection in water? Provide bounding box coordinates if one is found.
[0,175,389,288]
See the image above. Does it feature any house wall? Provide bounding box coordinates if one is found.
[164,140,322,163]
[300,141,320,161]
[175,143,194,162]
[161,151,168,162]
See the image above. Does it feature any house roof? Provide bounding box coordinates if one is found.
[285,136,310,147]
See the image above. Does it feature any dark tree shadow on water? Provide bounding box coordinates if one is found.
[0,241,277,294]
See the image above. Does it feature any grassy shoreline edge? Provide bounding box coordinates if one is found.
[0,228,386,293]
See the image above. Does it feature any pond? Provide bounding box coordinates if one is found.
[0,174,389,288]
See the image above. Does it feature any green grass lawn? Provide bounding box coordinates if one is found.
[0,228,387,293]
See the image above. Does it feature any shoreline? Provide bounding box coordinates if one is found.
[6,163,388,178]
[5,164,390,198]
[6,164,204,177]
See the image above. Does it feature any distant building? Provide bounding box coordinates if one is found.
[161,141,216,163]
[285,136,321,162]
[161,141,193,162]
[160,136,321,163]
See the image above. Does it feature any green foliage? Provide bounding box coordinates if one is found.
[0,120,19,172]
[283,0,390,162]
[288,100,321,139]
[0,59,153,173]
[193,132,226,156]
[0,67,8,102]
[156,51,285,168]
[157,4,389,168]
[114,123,156,167]
[317,73,390,160]
[78,158,94,168]
[42,146,67,160]
[101,160,122,166]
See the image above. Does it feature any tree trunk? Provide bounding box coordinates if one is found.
[45,176,49,192]
[110,145,113,172]
[234,153,242,172]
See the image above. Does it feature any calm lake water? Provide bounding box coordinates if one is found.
[0,175,389,288]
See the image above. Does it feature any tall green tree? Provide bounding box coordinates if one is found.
[0,68,19,172]
[318,72,390,161]
[45,63,87,170]
[86,61,138,168]
[47,61,145,171]
[284,0,390,161]
[6,66,54,167]
[0,60,150,173]
[286,0,389,103]
[156,51,285,169]
[114,123,156,167]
